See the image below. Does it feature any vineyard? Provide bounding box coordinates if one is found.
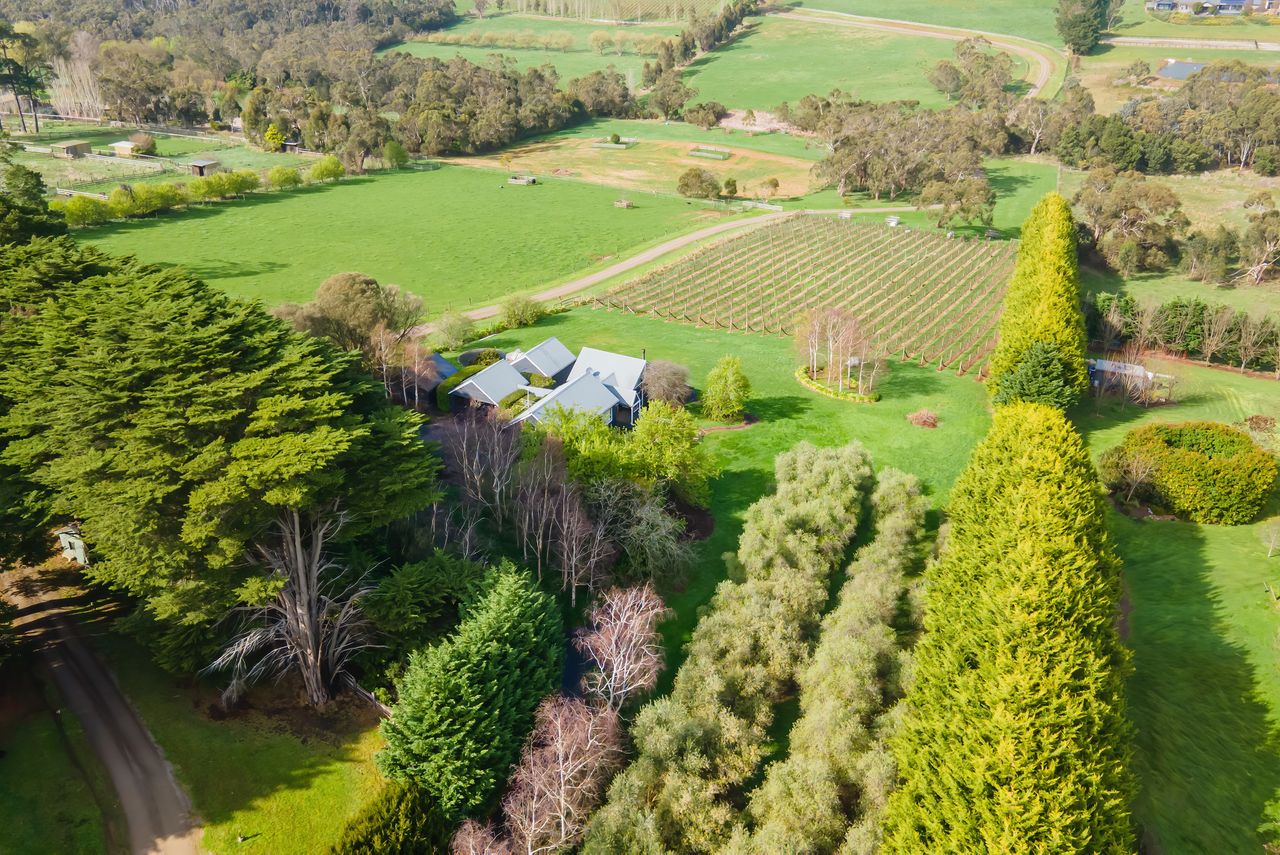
[596,216,1018,375]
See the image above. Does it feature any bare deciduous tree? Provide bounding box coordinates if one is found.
[641,360,691,405]
[575,584,668,709]
[440,407,521,519]
[1262,518,1280,559]
[1200,306,1238,365]
[554,487,614,606]
[206,507,373,708]
[1100,301,1127,352]
[516,439,568,579]
[1236,314,1270,373]
[1118,450,1157,503]
[503,697,621,855]
[1132,301,1163,353]
[452,820,512,855]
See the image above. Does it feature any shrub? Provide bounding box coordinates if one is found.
[384,140,410,169]
[610,132,621,145]
[128,132,156,155]
[329,782,451,855]
[722,177,737,197]
[264,123,287,152]
[1109,421,1277,524]
[1254,145,1280,177]
[677,167,721,199]
[363,552,489,670]
[57,194,113,227]
[883,403,1133,853]
[377,566,562,817]
[640,359,691,404]
[472,347,502,367]
[527,372,555,389]
[499,295,546,329]
[498,388,530,413]
[309,155,346,183]
[702,355,750,421]
[684,101,728,129]
[267,165,302,190]
[433,311,475,351]
[224,169,261,196]
[436,364,483,411]
[907,408,938,428]
[631,400,717,506]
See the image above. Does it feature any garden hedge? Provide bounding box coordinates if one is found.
[329,782,449,855]
[883,403,1133,853]
[1113,421,1277,524]
[988,194,1089,406]
[435,363,481,411]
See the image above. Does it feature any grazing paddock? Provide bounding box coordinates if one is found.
[598,215,1018,374]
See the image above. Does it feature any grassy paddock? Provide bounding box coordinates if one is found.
[383,13,679,81]
[682,17,968,111]
[77,165,741,310]
[1082,265,1280,317]
[1074,359,1280,854]
[1077,43,1280,113]
[787,0,1062,44]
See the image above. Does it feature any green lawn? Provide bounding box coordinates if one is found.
[77,165,739,310]
[504,117,825,161]
[384,14,679,82]
[1082,265,1280,317]
[1073,359,1280,854]
[682,17,965,111]
[788,0,1062,45]
[91,635,383,855]
[0,674,117,855]
[475,308,994,672]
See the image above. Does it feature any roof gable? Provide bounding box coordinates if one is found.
[513,373,620,424]
[566,347,647,407]
[451,360,524,405]
[508,337,576,378]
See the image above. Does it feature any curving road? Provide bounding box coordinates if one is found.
[784,8,1064,99]
[8,575,201,855]
[412,206,923,333]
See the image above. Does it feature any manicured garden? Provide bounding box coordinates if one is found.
[77,165,741,309]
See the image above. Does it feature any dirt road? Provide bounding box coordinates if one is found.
[783,8,1063,99]
[8,572,202,855]
[1101,34,1280,51]
[412,206,921,334]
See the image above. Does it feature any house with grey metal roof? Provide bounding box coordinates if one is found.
[565,347,647,412]
[507,336,576,381]
[511,373,624,426]
[449,359,525,407]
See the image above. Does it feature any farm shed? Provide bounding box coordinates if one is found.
[508,174,538,185]
[507,336,576,381]
[109,140,137,158]
[50,140,92,159]
[189,158,220,176]
[450,359,526,407]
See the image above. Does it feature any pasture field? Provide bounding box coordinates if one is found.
[1111,0,1280,40]
[1077,43,1280,113]
[682,17,968,111]
[77,165,744,309]
[598,216,1018,374]
[383,14,679,82]
[787,0,1061,45]
[1074,360,1280,854]
[1082,266,1280,317]
[450,129,819,197]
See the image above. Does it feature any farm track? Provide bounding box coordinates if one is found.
[782,8,1065,99]
[599,217,1017,374]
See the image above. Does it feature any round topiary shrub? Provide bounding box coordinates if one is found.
[1112,421,1277,524]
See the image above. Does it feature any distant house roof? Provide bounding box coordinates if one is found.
[450,360,525,406]
[508,337,576,380]
[189,158,220,167]
[512,373,621,425]
[565,347,647,409]
[1158,61,1206,81]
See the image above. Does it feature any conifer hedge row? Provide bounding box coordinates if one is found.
[583,442,874,854]
[882,403,1134,853]
[377,565,563,819]
[987,193,1090,406]
[737,468,928,855]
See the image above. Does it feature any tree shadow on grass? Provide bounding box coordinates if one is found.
[1110,512,1280,853]
[78,177,380,239]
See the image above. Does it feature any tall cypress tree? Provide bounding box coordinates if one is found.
[882,403,1134,853]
